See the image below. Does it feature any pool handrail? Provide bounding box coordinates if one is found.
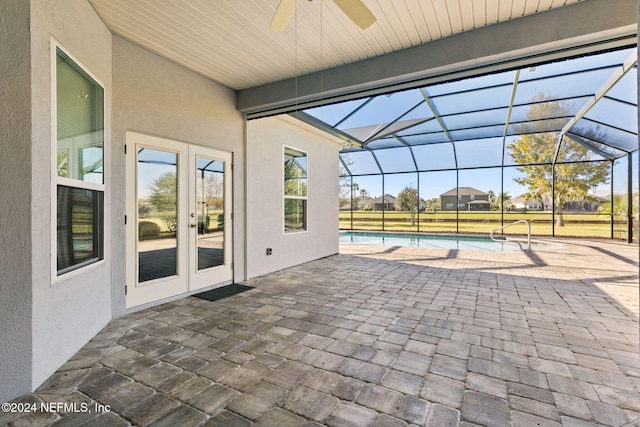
[490,220,531,250]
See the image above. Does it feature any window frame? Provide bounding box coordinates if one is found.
[283,145,308,234]
[51,40,106,282]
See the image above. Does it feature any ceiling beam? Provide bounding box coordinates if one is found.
[238,0,637,117]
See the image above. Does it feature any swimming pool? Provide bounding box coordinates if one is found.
[339,231,559,252]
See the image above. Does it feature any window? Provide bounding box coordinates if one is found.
[55,45,104,275]
[284,147,307,232]
[446,203,454,209]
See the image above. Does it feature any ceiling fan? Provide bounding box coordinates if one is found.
[270,0,377,31]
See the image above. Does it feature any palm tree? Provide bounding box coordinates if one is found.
[359,188,369,210]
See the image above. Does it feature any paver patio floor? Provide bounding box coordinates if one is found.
[2,238,639,426]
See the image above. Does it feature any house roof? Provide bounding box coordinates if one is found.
[440,187,489,197]
[372,194,395,203]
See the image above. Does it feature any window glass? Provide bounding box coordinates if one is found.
[284,147,307,197]
[284,199,306,232]
[55,46,104,275]
[57,186,103,274]
[56,48,104,184]
[284,147,307,232]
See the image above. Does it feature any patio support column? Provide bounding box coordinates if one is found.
[501,166,505,233]
[611,161,615,239]
[552,166,556,237]
[350,175,354,230]
[628,152,633,243]
[456,171,459,234]
[382,175,385,231]
[417,172,420,233]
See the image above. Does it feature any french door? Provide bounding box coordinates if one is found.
[126,132,232,308]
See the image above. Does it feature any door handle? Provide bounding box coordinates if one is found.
[190,224,197,228]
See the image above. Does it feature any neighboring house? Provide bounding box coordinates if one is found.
[562,195,607,212]
[359,196,375,210]
[466,199,493,211]
[511,194,605,212]
[440,187,491,211]
[372,194,396,211]
[511,195,543,211]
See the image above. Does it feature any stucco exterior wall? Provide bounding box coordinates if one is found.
[111,36,246,316]
[29,0,113,391]
[246,116,340,278]
[0,0,33,403]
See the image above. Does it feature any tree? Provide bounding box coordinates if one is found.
[148,172,177,232]
[507,95,609,226]
[498,192,511,211]
[425,197,439,213]
[396,185,419,225]
[349,182,360,210]
[204,172,224,210]
[487,190,496,210]
[359,188,369,210]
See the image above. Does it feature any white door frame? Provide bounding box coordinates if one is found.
[125,132,233,308]
[188,143,233,291]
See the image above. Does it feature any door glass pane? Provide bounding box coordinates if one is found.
[196,157,224,270]
[137,148,178,282]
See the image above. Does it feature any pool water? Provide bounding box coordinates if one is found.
[339,231,556,252]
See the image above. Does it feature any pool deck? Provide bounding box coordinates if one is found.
[2,238,639,426]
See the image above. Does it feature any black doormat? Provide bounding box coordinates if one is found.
[192,284,254,302]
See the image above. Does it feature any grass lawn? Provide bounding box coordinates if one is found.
[339,210,627,239]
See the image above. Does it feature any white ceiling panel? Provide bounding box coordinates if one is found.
[89,0,584,91]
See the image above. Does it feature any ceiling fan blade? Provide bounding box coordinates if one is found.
[270,0,298,31]
[333,0,376,29]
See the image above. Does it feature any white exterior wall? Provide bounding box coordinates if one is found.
[29,0,113,391]
[0,0,33,403]
[246,116,340,278]
[111,36,246,315]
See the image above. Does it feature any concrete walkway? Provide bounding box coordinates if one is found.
[2,238,639,426]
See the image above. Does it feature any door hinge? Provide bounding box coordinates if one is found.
[124,215,127,225]
[125,286,128,295]
[124,144,127,154]
[230,212,233,220]
[231,163,234,170]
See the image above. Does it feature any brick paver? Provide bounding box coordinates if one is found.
[2,238,638,426]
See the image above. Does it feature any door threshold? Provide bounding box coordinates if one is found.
[125,280,233,314]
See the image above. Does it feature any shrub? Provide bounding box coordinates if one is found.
[138,221,160,239]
